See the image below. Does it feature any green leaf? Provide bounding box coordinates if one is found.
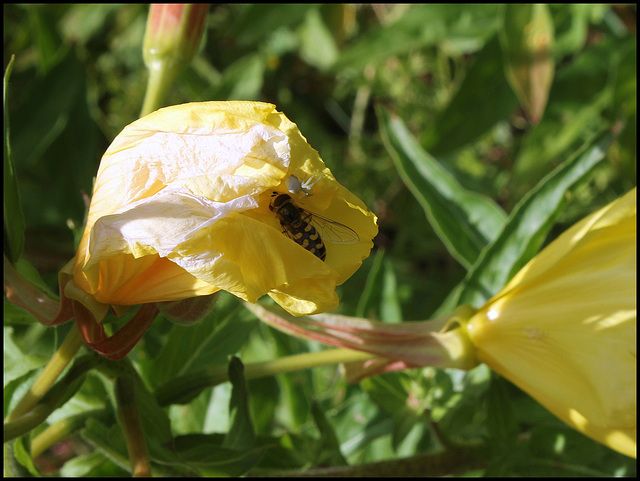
[174,434,268,477]
[27,6,65,73]
[150,299,255,387]
[209,53,267,101]
[379,107,507,269]
[3,55,25,263]
[298,8,339,71]
[511,36,624,191]
[422,35,519,155]
[334,4,502,72]
[129,376,177,463]
[550,4,607,57]
[311,400,348,466]
[381,258,403,322]
[355,249,385,319]
[451,129,615,308]
[258,326,314,429]
[80,418,130,472]
[360,373,424,452]
[486,375,519,453]
[3,326,48,387]
[10,52,98,233]
[223,357,255,451]
[232,4,315,46]
[59,451,114,477]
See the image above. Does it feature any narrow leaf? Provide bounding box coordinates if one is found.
[310,401,348,466]
[379,107,507,269]
[223,356,255,451]
[333,5,501,72]
[421,35,519,155]
[3,55,25,263]
[450,129,615,309]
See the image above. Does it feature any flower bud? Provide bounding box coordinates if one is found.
[500,4,555,123]
[143,4,209,72]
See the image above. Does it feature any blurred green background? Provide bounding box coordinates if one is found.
[4,4,636,476]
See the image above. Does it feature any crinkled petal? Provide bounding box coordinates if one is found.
[73,101,377,316]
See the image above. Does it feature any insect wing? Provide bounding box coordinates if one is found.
[301,209,360,245]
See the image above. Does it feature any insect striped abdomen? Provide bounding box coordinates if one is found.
[270,193,327,261]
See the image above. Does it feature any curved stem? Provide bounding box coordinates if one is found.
[30,410,104,459]
[6,324,84,422]
[156,348,379,406]
[4,354,95,442]
[140,61,178,117]
[115,375,151,477]
[243,348,378,380]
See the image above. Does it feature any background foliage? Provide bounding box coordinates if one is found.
[4,4,636,476]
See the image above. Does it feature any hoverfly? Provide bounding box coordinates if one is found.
[270,192,359,261]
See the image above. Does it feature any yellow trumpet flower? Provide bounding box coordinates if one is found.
[467,188,636,458]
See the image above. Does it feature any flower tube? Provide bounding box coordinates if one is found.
[68,101,378,322]
[249,188,636,458]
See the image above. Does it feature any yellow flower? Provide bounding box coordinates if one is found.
[246,188,635,457]
[69,101,377,320]
[467,188,636,458]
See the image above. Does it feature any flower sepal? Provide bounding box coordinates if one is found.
[156,293,219,325]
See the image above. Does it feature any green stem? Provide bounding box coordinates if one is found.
[115,375,151,477]
[30,410,104,459]
[244,348,377,379]
[156,348,379,406]
[140,61,179,117]
[6,324,84,422]
[254,445,490,477]
[4,354,95,442]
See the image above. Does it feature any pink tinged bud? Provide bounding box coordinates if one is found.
[143,4,209,69]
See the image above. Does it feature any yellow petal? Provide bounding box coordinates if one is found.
[73,101,377,316]
[468,188,636,457]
